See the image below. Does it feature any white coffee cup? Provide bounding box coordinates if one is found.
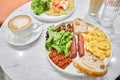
[8,15,41,37]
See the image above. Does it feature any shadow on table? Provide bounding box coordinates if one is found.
[54,69,106,80]
[0,66,12,80]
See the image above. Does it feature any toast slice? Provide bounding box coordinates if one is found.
[73,53,107,77]
[72,18,88,34]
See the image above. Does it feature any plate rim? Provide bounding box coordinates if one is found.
[47,54,86,77]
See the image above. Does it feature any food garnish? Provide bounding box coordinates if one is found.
[31,0,50,15]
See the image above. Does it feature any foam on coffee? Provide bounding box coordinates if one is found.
[8,15,32,31]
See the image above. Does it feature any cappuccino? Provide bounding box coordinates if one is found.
[8,15,32,31]
[8,15,40,37]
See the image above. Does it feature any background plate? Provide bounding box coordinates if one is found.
[29,1,75,22]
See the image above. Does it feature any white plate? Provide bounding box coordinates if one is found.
[46,20,112,77]
[47,52,112,77]
[47,55,85,77]
[5,26,43,46]
[29,2,75,22]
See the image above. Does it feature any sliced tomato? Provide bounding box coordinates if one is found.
[52,0,61,6]
[54,6,61,13]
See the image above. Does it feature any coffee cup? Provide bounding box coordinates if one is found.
[8,15,41,38]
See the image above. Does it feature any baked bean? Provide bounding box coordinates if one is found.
[49,49,72,69]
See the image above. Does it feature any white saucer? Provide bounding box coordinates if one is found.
[5,26,43,46]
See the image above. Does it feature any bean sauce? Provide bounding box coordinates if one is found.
[49,49,72,69]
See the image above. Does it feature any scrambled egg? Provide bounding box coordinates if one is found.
[81,27,111,60]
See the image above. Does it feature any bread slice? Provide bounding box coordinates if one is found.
[72,18,88,34]
[73,53,107,77]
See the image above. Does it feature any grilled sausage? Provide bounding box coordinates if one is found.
[78,34,85,57]
[70,36,77,59]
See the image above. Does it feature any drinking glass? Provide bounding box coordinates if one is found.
[100,0,120,27]
[88,0,104,16]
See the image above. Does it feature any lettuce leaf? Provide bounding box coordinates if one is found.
[45,25,73,57]
[31,0,50,15]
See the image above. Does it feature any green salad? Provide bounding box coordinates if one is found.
[31,0,50,15]
[45,25,73,57]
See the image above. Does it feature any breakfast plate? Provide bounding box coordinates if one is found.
[47,50,112,77]
[5,26,43,46]
[29,0,75,22]
[45,18,112,77]
[47,55,85,76]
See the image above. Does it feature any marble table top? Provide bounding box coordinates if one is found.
[0,0,120,80]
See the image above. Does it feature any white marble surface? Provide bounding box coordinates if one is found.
[0,0,120,80]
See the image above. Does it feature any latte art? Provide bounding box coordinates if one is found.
[13,18,29,29]
[8,15,32,30]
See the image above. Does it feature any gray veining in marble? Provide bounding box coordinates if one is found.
[0,0,120,80]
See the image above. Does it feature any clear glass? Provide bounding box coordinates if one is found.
[100,0,120,27]
[88,0,104,16]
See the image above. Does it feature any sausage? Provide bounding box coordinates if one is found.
[70,36,77,59]
[78,34,85,57]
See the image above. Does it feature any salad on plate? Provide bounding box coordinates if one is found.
[31,0,74,16]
